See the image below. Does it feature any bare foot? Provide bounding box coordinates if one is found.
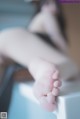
[29,58,62,112]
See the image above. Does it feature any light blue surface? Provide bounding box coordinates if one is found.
[0,1,56,118]
[0,0,36,30]
[0,14,31,30]
[8,83,56,119]
[0,1,55,119]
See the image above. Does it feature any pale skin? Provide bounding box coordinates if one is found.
[0,1,68,112]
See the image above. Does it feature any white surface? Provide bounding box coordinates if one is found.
[56,76,80,119]
[19,82,38,104]
[19,75,80,119]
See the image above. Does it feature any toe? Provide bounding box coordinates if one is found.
[52,70,59,80]
[47,93,55,103]
[40,96,56,112]
[41,103,56,112]
[52,88,60,96]
[54,80,62,88]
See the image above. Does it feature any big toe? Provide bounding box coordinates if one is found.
[40,96,56,112]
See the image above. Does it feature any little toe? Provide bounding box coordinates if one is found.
[52,70,59,80]
[52,88,60,96]
[54,80,62,88]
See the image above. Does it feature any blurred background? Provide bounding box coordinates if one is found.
[0,0,80,119]
[0,0,80,66]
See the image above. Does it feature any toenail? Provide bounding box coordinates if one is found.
[54,80,62,87]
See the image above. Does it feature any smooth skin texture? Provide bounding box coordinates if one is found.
[0,28,66,111]
[0,0,68,112]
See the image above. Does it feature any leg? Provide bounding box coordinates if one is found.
[0,28,67,67]
[0,28,67,111]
